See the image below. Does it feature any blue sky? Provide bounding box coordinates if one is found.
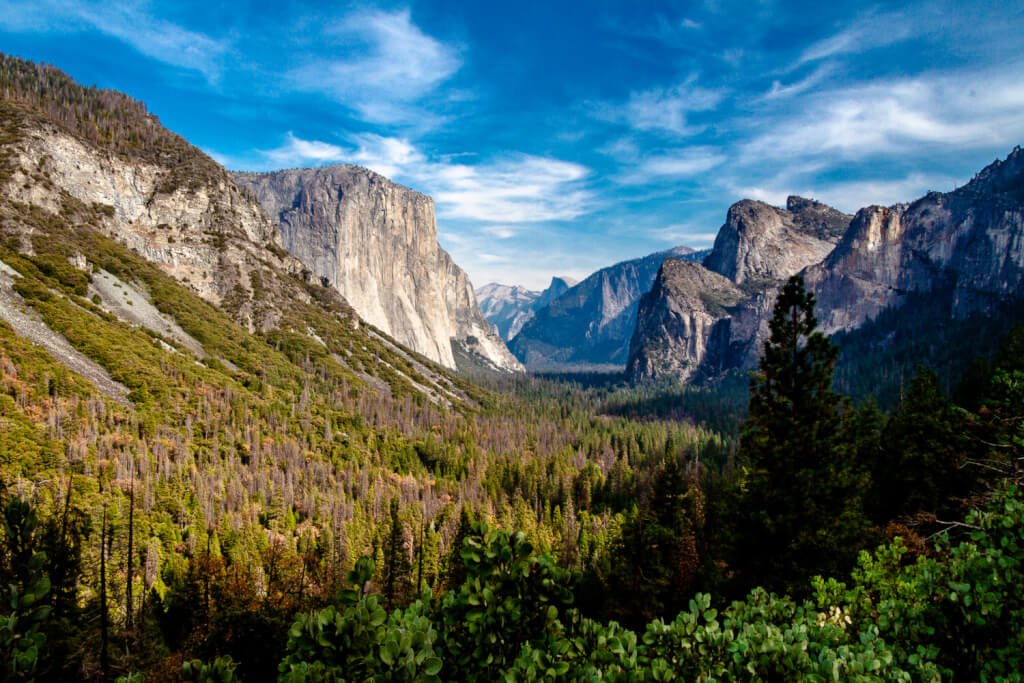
[2,1,1023,289]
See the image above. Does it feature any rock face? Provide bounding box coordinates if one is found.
[628,197,849,382]
[627,259,744,382]
[806,147,1024,334]
[234,167,522,373]
[476,276,577,341]
[510,247,695,369]
[628,148,1024,385]
[703,196,850,286]
[4,118,302,333]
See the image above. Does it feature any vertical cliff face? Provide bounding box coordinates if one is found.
[233,166,522,372]
[806,146,1024,335]
[626,259,744,382]
[629,148,1024,387]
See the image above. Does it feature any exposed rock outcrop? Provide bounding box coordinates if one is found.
[234,166,522,373]
[703,196,850,286]
[4,119,304,333]
[510,247,696,369]
[627,259,744,382]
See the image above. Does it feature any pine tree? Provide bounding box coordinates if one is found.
[877,367,970,519]
[735,275,870,593]
[381,499,413,612]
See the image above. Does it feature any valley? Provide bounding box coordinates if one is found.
[0,42,1021,683]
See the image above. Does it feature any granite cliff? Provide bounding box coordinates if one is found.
[628,150,1024,386]
[703,196,850,287]
[234,167,522,373]
[626,259,744,383]
[0,55,493,405]
[805,147,1024,334]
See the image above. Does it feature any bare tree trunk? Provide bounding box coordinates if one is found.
[126,464,135,631]
[100,503,109,679]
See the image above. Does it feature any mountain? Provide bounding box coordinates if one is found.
[476,275,577,341]
[805,147,1024,335]
[702,196,850,287]
[628,150,1024,391]
[0,55,485,407]
[233,167,523,374]
[509,247,696,369]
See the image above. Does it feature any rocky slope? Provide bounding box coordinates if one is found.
[476,276,576,341]
[629,150,1024,386]
[510,247,696,369]
[234,167,522,373]
[626,259,744,382]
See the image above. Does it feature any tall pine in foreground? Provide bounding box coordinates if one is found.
[735,275,871,594]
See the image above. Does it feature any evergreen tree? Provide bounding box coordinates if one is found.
[877,368,970,520]
[443,507,473,592]
[735,275,870,593]
[381,499,413,612]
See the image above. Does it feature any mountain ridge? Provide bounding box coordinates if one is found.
[628,149,1024,389]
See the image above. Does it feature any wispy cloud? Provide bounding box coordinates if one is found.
[482,225,519,239]
[594,76,725,136]
[616,146,726,184]
[761,63,836,101]
[259,132,424,178]
[0,0,228,80]
[794,12,916,68]
[289,8,460,126]
[743,65,1024,164]
[432,155,592,223]
[810,173,961,214]
[647,224,718,245]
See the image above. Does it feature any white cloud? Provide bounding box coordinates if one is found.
[289,8,460,126]
[743,65,1024,164]
[810,173,960,214]
[762,63,836,101]
[648,224,718,245]
[642,148,727,177]
[0,0,228,80]
[432,155,592,223]
[795,13,915,68]
[594,77,725,136]
[259,132,425,178]
[482,225,519,239]
[616,146,726,184]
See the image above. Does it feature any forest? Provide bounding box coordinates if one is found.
[2,261,1022,681]
[0,56,1022,681]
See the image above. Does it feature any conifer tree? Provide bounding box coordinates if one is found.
[877,367,970,519]
[736,275,870,593]
[381,499,413,612]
